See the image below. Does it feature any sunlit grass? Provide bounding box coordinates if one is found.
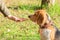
[0,0,60,40]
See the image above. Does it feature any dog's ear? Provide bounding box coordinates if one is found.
[37,13,46,26]
[35,10,47,26]
[38,13,44,23]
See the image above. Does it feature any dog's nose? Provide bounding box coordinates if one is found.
[28,16,30,18]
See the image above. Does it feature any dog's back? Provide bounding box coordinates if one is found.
[51,24,60,40]
[39,24,60,40]
[55,27,60,40]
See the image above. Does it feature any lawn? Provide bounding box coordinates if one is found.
[0,0,60,40]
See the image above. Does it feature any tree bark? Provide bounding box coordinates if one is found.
[41,0,55,9]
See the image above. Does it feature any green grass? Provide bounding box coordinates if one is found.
[0,0,60,40]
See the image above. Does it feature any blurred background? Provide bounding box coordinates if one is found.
[0,0,60,40]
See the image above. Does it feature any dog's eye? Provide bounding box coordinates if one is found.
[34,14,36,15]
[34,13,37,16]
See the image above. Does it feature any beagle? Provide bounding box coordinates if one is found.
[28,10,60,40]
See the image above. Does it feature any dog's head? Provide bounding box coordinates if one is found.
[28,10,51,26]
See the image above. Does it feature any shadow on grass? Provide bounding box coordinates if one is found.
[8,5,41,10]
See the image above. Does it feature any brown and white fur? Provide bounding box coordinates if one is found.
[28,10,60,40]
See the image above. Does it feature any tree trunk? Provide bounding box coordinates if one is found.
[41,0,55,9]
